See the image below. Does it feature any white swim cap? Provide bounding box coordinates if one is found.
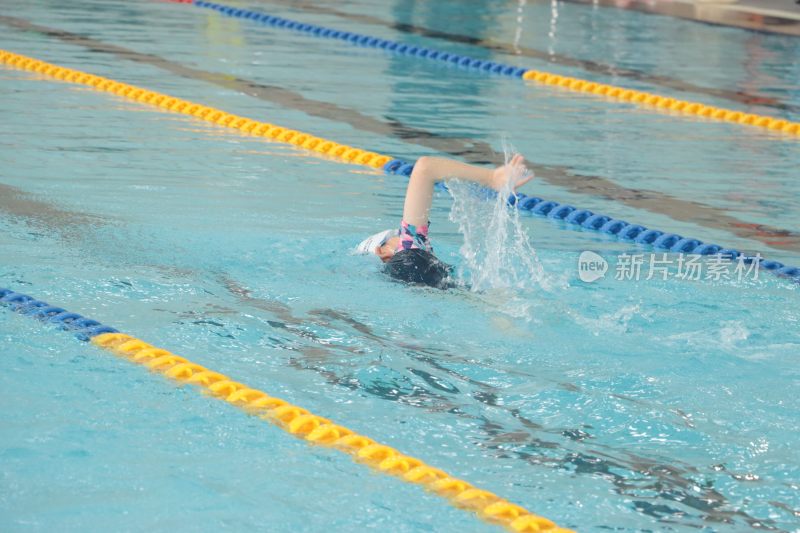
[355,229,397,255]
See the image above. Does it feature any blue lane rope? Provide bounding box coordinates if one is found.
[0,288,119,341]
[382,159,800,282]
[191,1,527,78]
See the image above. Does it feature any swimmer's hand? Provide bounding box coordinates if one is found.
[490,154,534,192]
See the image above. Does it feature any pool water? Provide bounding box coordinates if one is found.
[1,0,799,531]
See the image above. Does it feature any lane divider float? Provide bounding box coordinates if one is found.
[382,159,800,282]
[1,49,797,280]
[0,50,391,171]
[184,0,800,139]
[0,286,571,532]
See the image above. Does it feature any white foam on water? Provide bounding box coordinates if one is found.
[563,303,646,337]
[447,142,551,319]
[446,142,644,330]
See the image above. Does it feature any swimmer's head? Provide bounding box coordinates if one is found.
[384,248,453,289]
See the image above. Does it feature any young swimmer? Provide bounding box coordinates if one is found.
[356,155,533,288]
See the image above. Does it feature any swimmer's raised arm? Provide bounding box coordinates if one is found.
[402,155,533,228]
[365,154,533,281]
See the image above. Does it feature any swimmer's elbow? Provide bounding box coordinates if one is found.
[411,156,436,183]
[414,156,432,173]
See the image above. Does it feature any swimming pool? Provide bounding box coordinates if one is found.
[1,0,799,531]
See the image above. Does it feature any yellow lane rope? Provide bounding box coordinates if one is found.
[90,333,571,532]
[521,69,800,137]
[0,49,393,169]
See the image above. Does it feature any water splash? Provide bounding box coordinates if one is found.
[565,303,645,336]
[719,320,750,350]
[446,143,644,329]
[447,143,549,317]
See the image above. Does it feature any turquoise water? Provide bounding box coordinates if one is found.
[1,1,799,531]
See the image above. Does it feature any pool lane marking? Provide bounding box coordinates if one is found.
[184,0,800,139]
[1,23,797,256]
[0,287,572,533]
[0,182,109,231]
[2,46,798,272]
[248,0,799,115]
[0,50,392,171]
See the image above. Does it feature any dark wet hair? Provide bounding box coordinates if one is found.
[384,248,454,289]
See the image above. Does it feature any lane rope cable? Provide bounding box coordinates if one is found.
[0,50,392,171]
[381,159,800,281]
[0,286,572,533]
